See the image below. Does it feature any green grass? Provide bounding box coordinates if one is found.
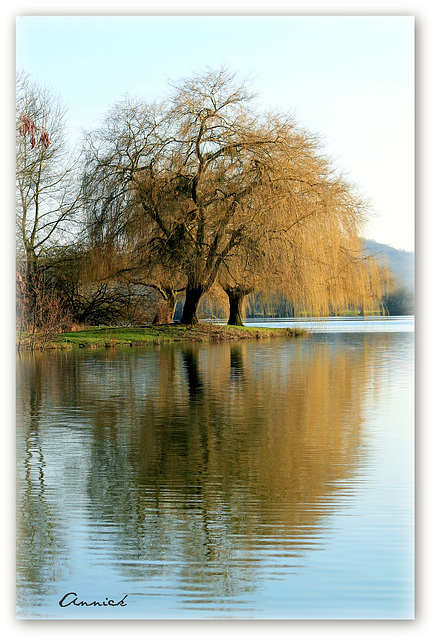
[22,322,307,351]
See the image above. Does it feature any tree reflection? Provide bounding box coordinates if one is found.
[83,336,381,602]
[182,347,204,398]
[16,352,70,613]
[17,335,393,610]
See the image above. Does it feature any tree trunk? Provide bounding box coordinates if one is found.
[180,284,205,325]
[152,288,178,325]
[224,285,253,326]
[24,247,40,317]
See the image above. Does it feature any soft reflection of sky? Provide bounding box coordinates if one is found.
[256,335,414,619]
[246,316,415,333]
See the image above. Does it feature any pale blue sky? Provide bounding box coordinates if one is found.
[16,15,414,250]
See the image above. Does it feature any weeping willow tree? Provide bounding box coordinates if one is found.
[167,67,385,323]
[82,66,385,325]
[219,192,387,325]
[217,121,386,324]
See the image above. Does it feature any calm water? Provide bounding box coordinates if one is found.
[16,317,414,619]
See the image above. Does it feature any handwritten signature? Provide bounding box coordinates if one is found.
[59,592,128,608]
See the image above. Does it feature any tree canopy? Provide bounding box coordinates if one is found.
[81,66,384,324]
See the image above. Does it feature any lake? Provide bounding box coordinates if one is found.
[16,316,414,619]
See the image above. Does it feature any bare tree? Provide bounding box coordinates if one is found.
[16,73,80,315]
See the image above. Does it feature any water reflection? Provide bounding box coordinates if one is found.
[16,332,412,617]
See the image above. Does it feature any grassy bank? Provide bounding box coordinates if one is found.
[18,323,307,351]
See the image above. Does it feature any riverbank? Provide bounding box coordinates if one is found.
[17,323,307,351]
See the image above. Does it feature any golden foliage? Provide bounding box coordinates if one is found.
[83,66,386,321]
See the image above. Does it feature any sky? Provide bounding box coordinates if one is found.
[15,14,415,251]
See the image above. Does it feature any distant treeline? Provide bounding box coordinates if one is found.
[363,240,414,292]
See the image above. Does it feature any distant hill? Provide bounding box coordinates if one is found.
[363,239,415,292]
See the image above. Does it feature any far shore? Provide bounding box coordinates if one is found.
[17,322,308,351]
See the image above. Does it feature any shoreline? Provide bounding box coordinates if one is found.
[17,322,307,351]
